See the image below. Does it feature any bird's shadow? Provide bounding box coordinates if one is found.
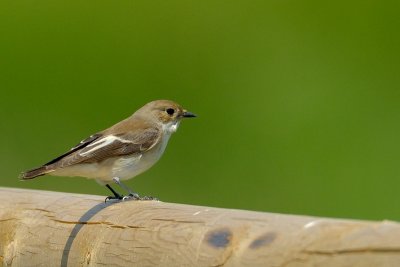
[60,200,118,267]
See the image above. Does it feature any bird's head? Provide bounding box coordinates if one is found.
[136,100,196,133]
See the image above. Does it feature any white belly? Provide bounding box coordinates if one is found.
[111,144,163,180]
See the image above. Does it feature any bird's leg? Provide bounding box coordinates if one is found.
[105,184,123,202]
[112,177,140,200]
[112,177,158,201]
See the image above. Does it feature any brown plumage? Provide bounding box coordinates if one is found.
[19,100,196,200]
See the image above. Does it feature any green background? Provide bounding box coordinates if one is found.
[1,0,399,221]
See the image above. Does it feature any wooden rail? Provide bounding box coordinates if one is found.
[0,187,399,266]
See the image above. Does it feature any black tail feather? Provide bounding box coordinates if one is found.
[20,166,48,180]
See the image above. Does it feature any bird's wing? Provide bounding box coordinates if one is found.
[50,127,161,168]
[44,133,103,166]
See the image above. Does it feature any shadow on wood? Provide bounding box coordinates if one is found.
[0,187,399,266]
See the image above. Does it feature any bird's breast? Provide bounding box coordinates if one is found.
[112,131,173,180]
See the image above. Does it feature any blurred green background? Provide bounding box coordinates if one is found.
[1,0,399,221]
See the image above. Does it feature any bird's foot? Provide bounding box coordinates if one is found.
[122,193,140,201]
[105,194,123,203]
[105,184,124,203]
[122,193,159,201]
[139,195,159,201]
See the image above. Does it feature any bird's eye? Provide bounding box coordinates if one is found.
[166,108,175,115]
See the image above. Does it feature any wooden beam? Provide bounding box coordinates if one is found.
[0,187,399,266]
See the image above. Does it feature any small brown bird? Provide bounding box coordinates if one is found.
[20,100,196,201]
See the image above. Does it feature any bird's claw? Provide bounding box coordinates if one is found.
[105,193,158,202]
[121,193,158,201]
[104,195,122,203]
[122,194,139,201]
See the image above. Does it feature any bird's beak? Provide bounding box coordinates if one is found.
[182,110,197,118]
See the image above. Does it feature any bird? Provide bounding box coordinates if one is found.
[20,100,196,201]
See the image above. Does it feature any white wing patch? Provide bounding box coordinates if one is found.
[79,135,132,157]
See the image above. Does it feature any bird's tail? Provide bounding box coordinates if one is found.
[19,166,51,180]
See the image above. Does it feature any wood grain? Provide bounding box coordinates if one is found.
[0,187,399,267]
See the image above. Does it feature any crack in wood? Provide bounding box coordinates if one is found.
[28,208,53,213]
[151,218,205,224]
[0,218,17,222]
[303,247,400,255]
[51,218,144,229]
